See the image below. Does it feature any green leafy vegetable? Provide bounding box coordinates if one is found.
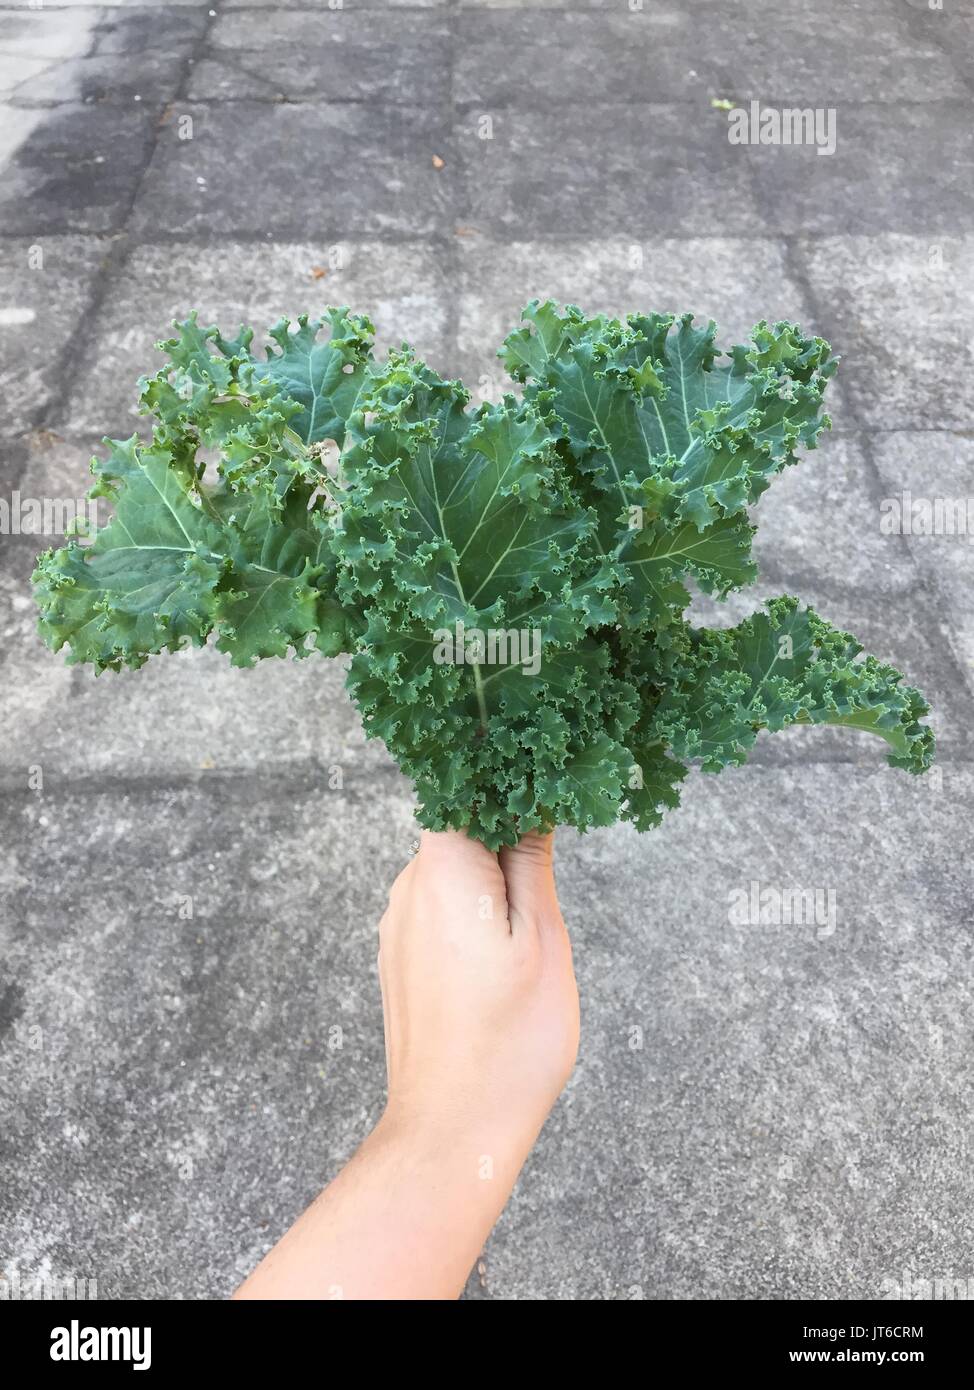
[32,303,934,847]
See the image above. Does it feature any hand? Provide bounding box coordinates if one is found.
[378,827,579,1150]
[234,827,579,1300]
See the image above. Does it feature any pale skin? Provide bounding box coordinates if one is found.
[234,827,580,1301]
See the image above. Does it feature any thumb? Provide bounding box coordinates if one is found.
[498,830,558,927]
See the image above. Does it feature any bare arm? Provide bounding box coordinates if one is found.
[234,828,579,1301]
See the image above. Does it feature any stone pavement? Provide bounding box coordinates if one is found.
[0,0,972,1300]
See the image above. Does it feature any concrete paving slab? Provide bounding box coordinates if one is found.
[500,763,974,1299]
[6,51,187,105]
[869,430,974,675]
[454,1,966,104]
[189,10,452,104]
[131,102,454,239]
[459,0,926,11]
[0,54,48,99]
[219,0,447,6]
[746,103,974,237]
[900,7,974,82]
[798,235,974,431]
[0,237,111,436]
[901,0,974,12]
[454,8,718,106]
[0,7,100,61]
[699,0,968,103]
[454,103,765,238]
[750,432,921,601]
[460,0,969,12]
[4,429,103,507]
[0,102,158,234]
[91,5,209,52]
[1,612,394,788]
[0,780,412,1298]
[0,0,207,6]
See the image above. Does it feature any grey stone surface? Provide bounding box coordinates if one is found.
[0,238,111,435]
[898,8,974,86]
[0,7,101,61]
[799,234,974,431]
[749,432,920,600]
[458,1,967,105]
[221,0,448,7]
[697,0,968,103]
[870,431,974,676]
[455,103,765,237]
[465,0,933,9]
[0,0,208,7]
[455,8,717,106]
[0,0,972,1305]
[902,0,974,11]
[0,546,393,788]
[747,104,974,237]
[132,103,454,238]
[0,782,411,1300]
[6,52,186,106]
[512,764,974,1300]
[189,11,452,103]
[0,102,157,234]
[92,7,209,53]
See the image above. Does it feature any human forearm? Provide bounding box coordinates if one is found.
[235,829,578,1301]
[234,1109,539,1301]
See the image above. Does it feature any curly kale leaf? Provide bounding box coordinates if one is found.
[33,433,355,671]
[644,597,934,775]
[500,301,837,632]
[33,310,371,671]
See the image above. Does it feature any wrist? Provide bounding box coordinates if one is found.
[373,1098,544,1184]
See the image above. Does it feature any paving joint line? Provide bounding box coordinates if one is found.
[774,233,974,708]
[29,4,223,457]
